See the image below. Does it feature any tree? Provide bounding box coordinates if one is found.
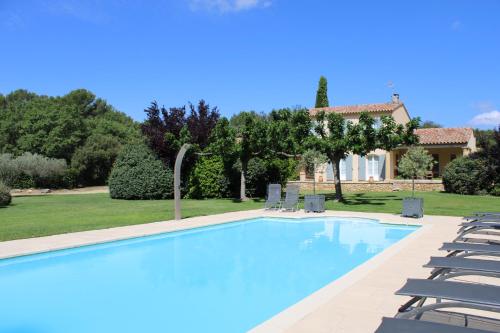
[225,108,311,200]
[141,100,220,168]
[0,89,142,185]
[313,110,420,201]
[421,120,442,128]
[315,76,329,108]
[471,126,500,187]
[299,149,328,194]
[398,146,434,196]
[235,112,268,200]
[71,134,122,185]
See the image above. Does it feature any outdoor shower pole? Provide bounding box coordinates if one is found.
[174,143,191,220]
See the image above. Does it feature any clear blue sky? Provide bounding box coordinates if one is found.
[1,0,499,128]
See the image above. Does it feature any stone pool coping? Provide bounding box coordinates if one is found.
[0,210,463,332]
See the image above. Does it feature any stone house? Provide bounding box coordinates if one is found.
[298,94,476,191]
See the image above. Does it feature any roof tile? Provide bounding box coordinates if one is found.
[309,102,402,116]
[415,128,473,145]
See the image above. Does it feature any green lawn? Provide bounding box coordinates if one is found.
[0,194,262,241]
[1,191,499,242]
[322,191,500,217]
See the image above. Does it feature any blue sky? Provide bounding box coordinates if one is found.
[1,0,499,128]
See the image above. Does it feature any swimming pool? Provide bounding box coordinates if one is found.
[0,217,417,333]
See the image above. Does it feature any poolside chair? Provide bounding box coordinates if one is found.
[280,184,300,212]
[397,279,500,320]
[423,256,500,281]
[375,317,493,333]
[455,222,500,242]
[440,242,500,257]
[465,212,500,221]
[264,184,282,210]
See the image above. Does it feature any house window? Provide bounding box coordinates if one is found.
[366,155,379,181]
[450,154,457,161]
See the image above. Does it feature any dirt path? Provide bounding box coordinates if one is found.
[11,186,109,196]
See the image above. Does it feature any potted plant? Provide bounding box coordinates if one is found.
[397,146,434,218]
[300,149,328,212]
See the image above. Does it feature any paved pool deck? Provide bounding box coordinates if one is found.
[0,209,464,333]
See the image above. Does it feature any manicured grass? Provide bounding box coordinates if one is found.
[0,194,262,241]
[1,191,499,241]
[322,191,500,217]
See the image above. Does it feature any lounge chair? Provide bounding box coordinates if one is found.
[440,242,500,257]
[281,184,300,212]
[465,212,500,221]
[375,317,492,333]
[455,222,500,242]
[423,256,500,280]
[397,279,500,320]
[264,184,282,210]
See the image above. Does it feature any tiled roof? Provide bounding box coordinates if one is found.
[415,127,473,145]
[309,102,402,116]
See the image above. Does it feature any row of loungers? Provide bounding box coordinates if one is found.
[376,212,500,333]
[264,184,300,212]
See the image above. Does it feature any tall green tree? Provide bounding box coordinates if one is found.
[235,112,268,200]
[315,76,329,108]
[313,111,420,201]
[0,89,142,186]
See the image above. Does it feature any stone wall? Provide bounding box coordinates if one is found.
[290,179,444,192]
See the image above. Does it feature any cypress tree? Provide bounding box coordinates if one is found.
[315,76,329,108]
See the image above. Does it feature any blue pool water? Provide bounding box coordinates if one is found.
[0,217,416,333]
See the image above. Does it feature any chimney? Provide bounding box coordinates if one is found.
[392,93,400,104]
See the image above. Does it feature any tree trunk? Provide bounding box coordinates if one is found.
[412,178,415,197]
[240,160,249,201]
[329,155,344,202]
[312,163,316,195]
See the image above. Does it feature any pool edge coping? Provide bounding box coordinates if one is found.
[0,210,425,260]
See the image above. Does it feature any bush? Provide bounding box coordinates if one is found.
[0,154,19,187]
[0,153,67,188]
[63,168,80,189]
[108,144,174,200]
[0,182,11,207]
[443,157,492,195]
[245,158,268,197]
[490,185,500,196]
[71,134,122,186]
[187,156,230,199]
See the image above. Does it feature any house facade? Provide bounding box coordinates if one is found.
[300,94,477,185]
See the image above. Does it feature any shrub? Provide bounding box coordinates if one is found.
[0,181,11,207]
[187,156,230,199]
[0,153,67,188]
[0,154,20,187]
[108,144,174,200]
[245,157,268,197]
[443,157,492,195]
[490,185,500,196]
[63,168,80,189]
[71,134,122,186]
